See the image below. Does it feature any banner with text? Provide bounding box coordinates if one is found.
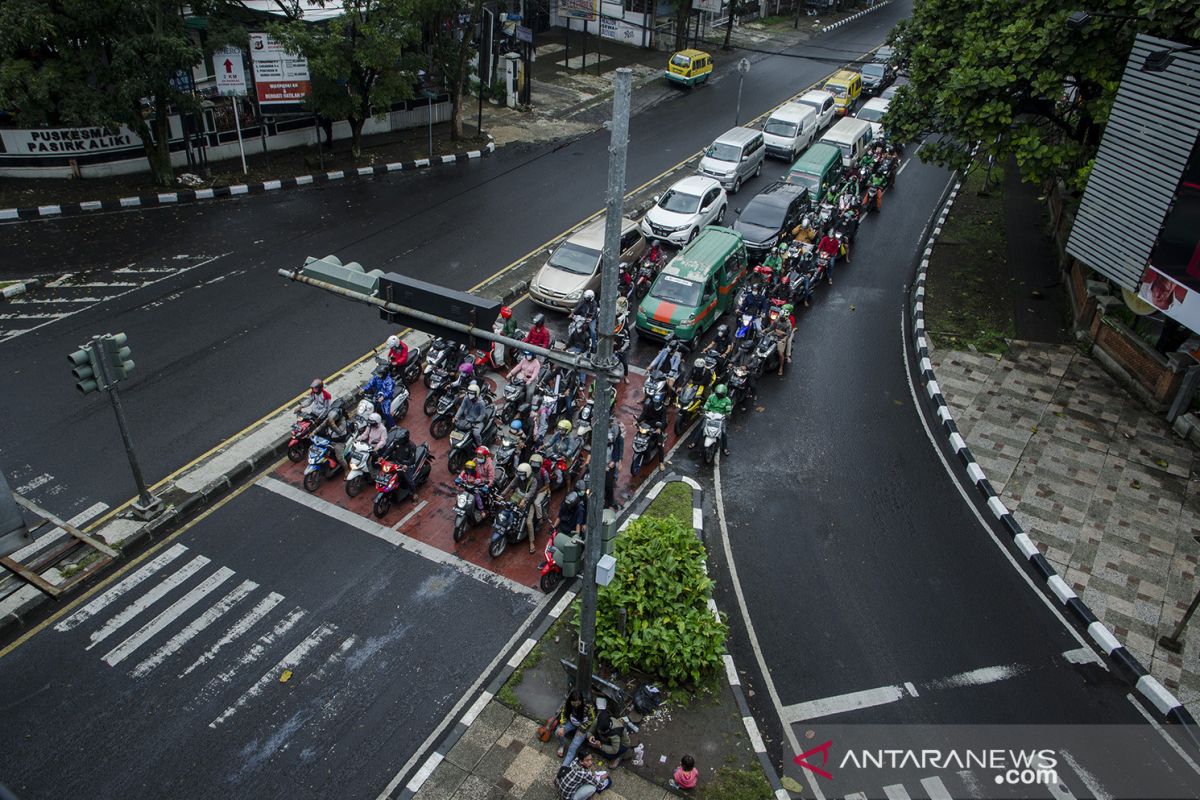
[248,32,311,109]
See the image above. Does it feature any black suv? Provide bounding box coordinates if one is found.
[732,182,810,256]
[862,47,897,96]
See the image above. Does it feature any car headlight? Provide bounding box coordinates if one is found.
[566,290,582,301]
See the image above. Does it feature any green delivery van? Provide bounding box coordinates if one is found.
[635,226,748,342]
[785,143,843,205]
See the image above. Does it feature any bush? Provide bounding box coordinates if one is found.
[592,514,727,687]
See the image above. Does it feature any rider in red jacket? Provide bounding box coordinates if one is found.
[386,334,408,368]
[523,313,551,350]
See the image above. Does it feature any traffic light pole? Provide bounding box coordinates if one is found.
[576,67,631,694]
[90,338,161,520]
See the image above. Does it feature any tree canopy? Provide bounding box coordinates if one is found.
[883,0,1200,190]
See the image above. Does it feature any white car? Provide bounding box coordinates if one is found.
[639,176,728,246]
[795,89,837,132]
[855,97,890,141]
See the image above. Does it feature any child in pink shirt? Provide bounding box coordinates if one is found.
[670,754,698,790]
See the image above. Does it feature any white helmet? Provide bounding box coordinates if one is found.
[387,335,400,349]
[584,289,595,301]
[517,463,532,478]
[369,412,382,424]
[467,382,480,396]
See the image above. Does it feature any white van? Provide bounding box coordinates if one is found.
[762,103,818,162]
[855,97,890,141]
[819,116,874,168]
[795,89,836,131]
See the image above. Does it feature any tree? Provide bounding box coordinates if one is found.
[269,0,422,158]
[417,0,480,142]
[883,0,1200,191]
[673,0,694,52]
[0,0,206,186]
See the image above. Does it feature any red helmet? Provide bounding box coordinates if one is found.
[475,445,490,458]
[500,306,513,319]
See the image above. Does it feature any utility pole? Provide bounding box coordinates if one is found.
[576,67,632,693]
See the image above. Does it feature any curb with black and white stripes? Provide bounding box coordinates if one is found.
[908,181,1200,747]
[821,0,892,33]
[0,140,495,222]
[394,474,787,799]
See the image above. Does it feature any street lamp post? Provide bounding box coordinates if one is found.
[734,57,750,126]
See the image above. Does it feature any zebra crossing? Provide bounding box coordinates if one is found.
[0,254,222,342]
[833,770,1079,800]
[52,541,359,729]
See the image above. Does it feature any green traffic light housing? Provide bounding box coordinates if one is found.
[101,332,135,381]
[68,345,100,394]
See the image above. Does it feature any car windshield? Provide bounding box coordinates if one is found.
[786,172,820,195]
[862,63,885,79]
[832,142,853,158]
[824,83,847,98]
[650,273,703,306]
[548,241,602,275]
[741,200,787,228]
[857,106,886,122]
[670,54,690,68]
[705,142,741,162]
[659,189,701,214]
[764,120,798,137]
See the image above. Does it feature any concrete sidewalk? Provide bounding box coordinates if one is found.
[931,341,1200,716]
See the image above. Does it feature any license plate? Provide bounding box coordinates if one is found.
[649,325,669,336]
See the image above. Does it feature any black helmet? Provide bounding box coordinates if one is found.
[532,313,545,326]
[716,324,729,338]
[392,427,410,446]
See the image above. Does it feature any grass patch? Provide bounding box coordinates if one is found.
[496,615,563,713]
[59,551,104,580]
[640,481,693,527]
[703,766,773,800]
[923,164,1016,355]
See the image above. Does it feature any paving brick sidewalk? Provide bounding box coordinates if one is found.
[415,701,674,800]
[931,341,1200,716]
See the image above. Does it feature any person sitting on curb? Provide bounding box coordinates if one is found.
[557,752,611,800]
[555,689,596,766]
[669,754,698,791]
[586,711,632,768]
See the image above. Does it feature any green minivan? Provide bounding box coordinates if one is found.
[635,226,748,342]
[785,143,842,205]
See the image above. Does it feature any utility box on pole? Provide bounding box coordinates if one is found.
[376,272,501,349]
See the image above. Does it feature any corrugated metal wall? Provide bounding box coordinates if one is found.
[1066,34,1200,291]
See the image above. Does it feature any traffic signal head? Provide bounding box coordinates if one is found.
[68,345,100,394]
[104,332,135,380]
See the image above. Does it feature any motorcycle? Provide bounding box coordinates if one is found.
[496,377,525,425]
[753,332,779,377]
[866,180,884,211]
[701,411,727,465]
[452,477,493,542]
[376,348,422,387]
[446,410,498,474]
[372,444,432,518]
[429,390,465,439]
[728,362,753,410]
[629,420,664,476]
[488,499,538,558]
[565,313,592,354]
[674,353,717,435]
[367,375,410,423]
[302,435,343,492]
[541,434,585,491]
[421,337,455,387]
[287,413,322,463]
[344,441,375,497]
[491,430,524,491]
[573,397,596,441]
[538,533,566,593]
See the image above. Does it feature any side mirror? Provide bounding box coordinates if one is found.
[735,207,742,215]
[546,248,554,256]
[652,195,660,204]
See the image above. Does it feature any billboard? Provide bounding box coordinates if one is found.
[1141,135,1200,331]
[558,0,599,20]
[248,32,311,109]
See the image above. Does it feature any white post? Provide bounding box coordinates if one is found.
[231,97,248,175]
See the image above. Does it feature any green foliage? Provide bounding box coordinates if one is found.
[884,0,1200,191]
[640,481,694,525]
[269,0,421,156]
[592,514,727,688]
[704,767,773,800]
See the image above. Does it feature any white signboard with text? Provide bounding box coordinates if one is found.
[212,47,247,96]
[248,32,311,108]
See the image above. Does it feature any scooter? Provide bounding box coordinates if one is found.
[491,429,524,491]
[368,380,410,424]
[429,390,465,439]
[372,444,432,518]
[496,377,525,425]
[474,318,510,373]
[629,421,664,476]
[375,349,422,388]
[565,314,592,354]
[452,478,493,542]
[446,410,497,474]
[488,499,539,558]
[344,441,374,497]
[538,532,567,593]
[287,413,322,463]
[302,435,343,492]
[542,434,585,490]
[701,411,727,465]
[728,362,753,411]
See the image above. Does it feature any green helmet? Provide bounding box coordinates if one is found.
[715,384,727,397]
[777,242,788,253]
[781,303,794,315]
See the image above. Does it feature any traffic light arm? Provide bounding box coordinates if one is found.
[276,268,596,374]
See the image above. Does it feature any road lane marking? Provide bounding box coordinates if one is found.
[1059,750,1112,800]
[921,776,954,800]
[781,684,911,723]
[54,543,188,632]
[101,566,235,667]
[882,785,912,800]
[209,621,338,728]
[924,663,1028,690]
[180,593,290,678]
[131,579,258,678]
[391,498,428,531]
[1124,693,1200,775]
[84,555,210,650]
[257,476,539,599]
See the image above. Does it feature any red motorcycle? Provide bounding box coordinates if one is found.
[287,414,321,463]
[539,535,563,593]
[371,444,433,518]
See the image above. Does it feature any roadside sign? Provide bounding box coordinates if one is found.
[516,25,533,44]
[212,47,247,97]
[248,32,311,108]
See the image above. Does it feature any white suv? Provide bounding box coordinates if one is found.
[639,176,728,245]
[795,89,837,132]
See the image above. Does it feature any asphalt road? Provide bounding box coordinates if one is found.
[0,482,538,799]
[0,1,911,522]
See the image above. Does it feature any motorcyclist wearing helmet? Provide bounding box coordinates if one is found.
[638,391,669,432]
[647,335,688,397]
[543,418,578,460]
[769,303,796,377]
[358,412,388,453]
[690,384,732,456]
[474,445,495,487]
[507,350,542,406]
[299,378,332,418]
[504,418,529,464]
[556,491,587,539]
[689,355,718,392]
[387,427,421,501]
[732,338,760,413]
[572,288,599,349]
[386,334,409,370]
[523,312,551,350]
[321,399,352,443]
[498,305,517,338]
[817,231,839,284]
[454,381,490,447]
[508,461,547,553]
[704,324,735,380]
[644,239,665,267]
[739,282,768,318]
[448,360,476,395]
[763,242,786,276]
[362,366,397,427]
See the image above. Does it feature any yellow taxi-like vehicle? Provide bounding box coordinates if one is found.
[665,49,713,88]
[822,69,863,116]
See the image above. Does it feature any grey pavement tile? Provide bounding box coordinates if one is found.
[446,704,516,772]
[602,776,671,800]
[1037,405,1117,454]
[1111,407,1196,479]
[475,745,520,788]
[497,715,543,751]
[1085,458,1187,549]
[418,760,472,800]
[502,745,558,796]
[448,774,507,800]
[931,349,1002,413]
